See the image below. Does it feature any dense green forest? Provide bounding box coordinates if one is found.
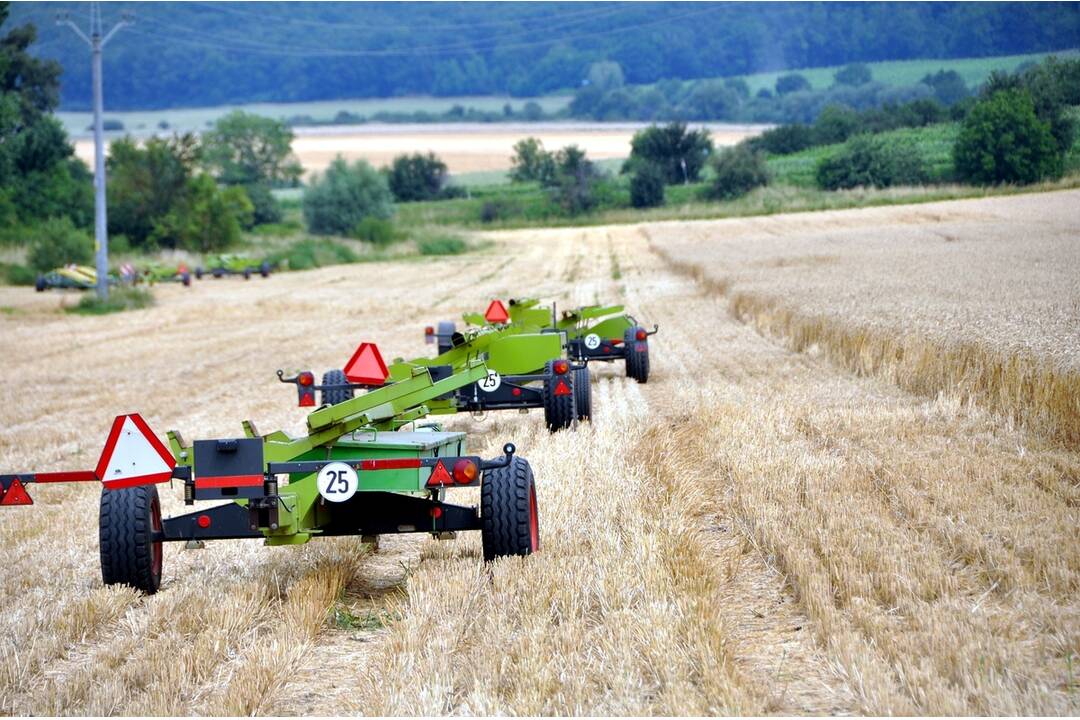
[12,2,1080,110]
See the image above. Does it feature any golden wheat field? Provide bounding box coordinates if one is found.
[0,190,1077,715]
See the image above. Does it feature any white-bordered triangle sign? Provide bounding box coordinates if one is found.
[95,414,176,489]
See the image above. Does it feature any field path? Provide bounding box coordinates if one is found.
[0,192,1076,714]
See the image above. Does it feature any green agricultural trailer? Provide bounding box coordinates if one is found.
[0,347,540,594]
[34,264,114,292]
[195,253,273,280]
[281,329,588,432]
[429,298,657,383]
[120,261,192,287]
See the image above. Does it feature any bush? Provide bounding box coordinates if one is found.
[834,63,873,87]
[150,176,250,252]
[626,122,713,184]
[1,262,36,286]
[751,123,816,155]
[509,137,555,184]
[352,216,399,246]
[776,73,811,95]
[267,238,359,272]
[27,217,93,272]
[953,89,1061,185]
[705,146,770,200]
[816,134,931,190]
[416,233,467,256]
[629,163,666,208]
[549,145,600,214]
[386,152,449,202]
[813,104,861,145]
[243,183,283,226]
[303,156,394,235]
[68,287,154,315]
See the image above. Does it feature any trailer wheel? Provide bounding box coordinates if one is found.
[436,321,456,355]
[180,271,191,287]
[543,360,575,431]
[100,484,163,595]
[320,368,354,405]
[195,267,203,280]
[243,268,252,280]
[260,261,271,278]
[481,456,539,560]
[35,275,46,292]
[624,327,650,384]
[573,365,591,421]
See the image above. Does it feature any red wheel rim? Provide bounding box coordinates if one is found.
[528,483,540,552]
[150,495,163,579]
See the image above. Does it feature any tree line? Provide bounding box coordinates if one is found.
[14,2,1080,110]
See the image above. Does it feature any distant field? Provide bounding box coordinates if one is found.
[73,123,768,176]
[738,49,1077,94]
[56,94,573,138]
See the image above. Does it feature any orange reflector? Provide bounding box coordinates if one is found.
[453,459,478,484]
[0,478,32,506]
[424,326,434,335]
[553,360,569,375]
[425,460,453,487]
[554,379,572,396]
[484,300,509,324]
[298,372,314,387]
[344,342,389,385]
[636,329,647,341]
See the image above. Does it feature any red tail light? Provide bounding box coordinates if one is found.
[453,459,478,484]
[425,326,434,335]
[197,514,211,528]
[553,360,569,375]
[298,372,314,387]
[635,329,647,341]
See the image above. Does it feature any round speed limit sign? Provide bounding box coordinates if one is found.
[478,369,502,393]
[317,462,358,502]
[584,333,602,350]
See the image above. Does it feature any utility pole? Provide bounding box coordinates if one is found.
[58,4,132,300]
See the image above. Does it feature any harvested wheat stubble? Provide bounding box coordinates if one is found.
[648,189,1080,448]
[0,194,1077,714]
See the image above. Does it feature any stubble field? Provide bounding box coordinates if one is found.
[0,190,1076,715]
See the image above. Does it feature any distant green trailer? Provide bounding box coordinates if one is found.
[195,254,273,280]
[430,298,657,383]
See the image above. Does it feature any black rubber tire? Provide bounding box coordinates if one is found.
[320,368,354,406]
[543,360,575,431]
[99,484,163,595]
[624,327,650,384]
[194,267,203,280]
[212,268,224,278]
[180,272,191,287]
[260,261,271,278]
[436,321,456,355]
[481,456,539,561]
[35,276,46,292]
[243,268,252,280]
[573,365,591,421]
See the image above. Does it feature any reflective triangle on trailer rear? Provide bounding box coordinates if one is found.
[484,300,510,324]
[95,414,176,489]
[344,342,390,385]
[0,477,32,506]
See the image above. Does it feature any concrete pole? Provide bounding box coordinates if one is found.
[58,4,130,300]
[91,28,108,300]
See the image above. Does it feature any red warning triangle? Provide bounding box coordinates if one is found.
[425,460,453,487]
[484,300,509,324]
[0,478,33,506]
[344,342,389,385]
[96,414,176,490]
[554,379,572,396]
